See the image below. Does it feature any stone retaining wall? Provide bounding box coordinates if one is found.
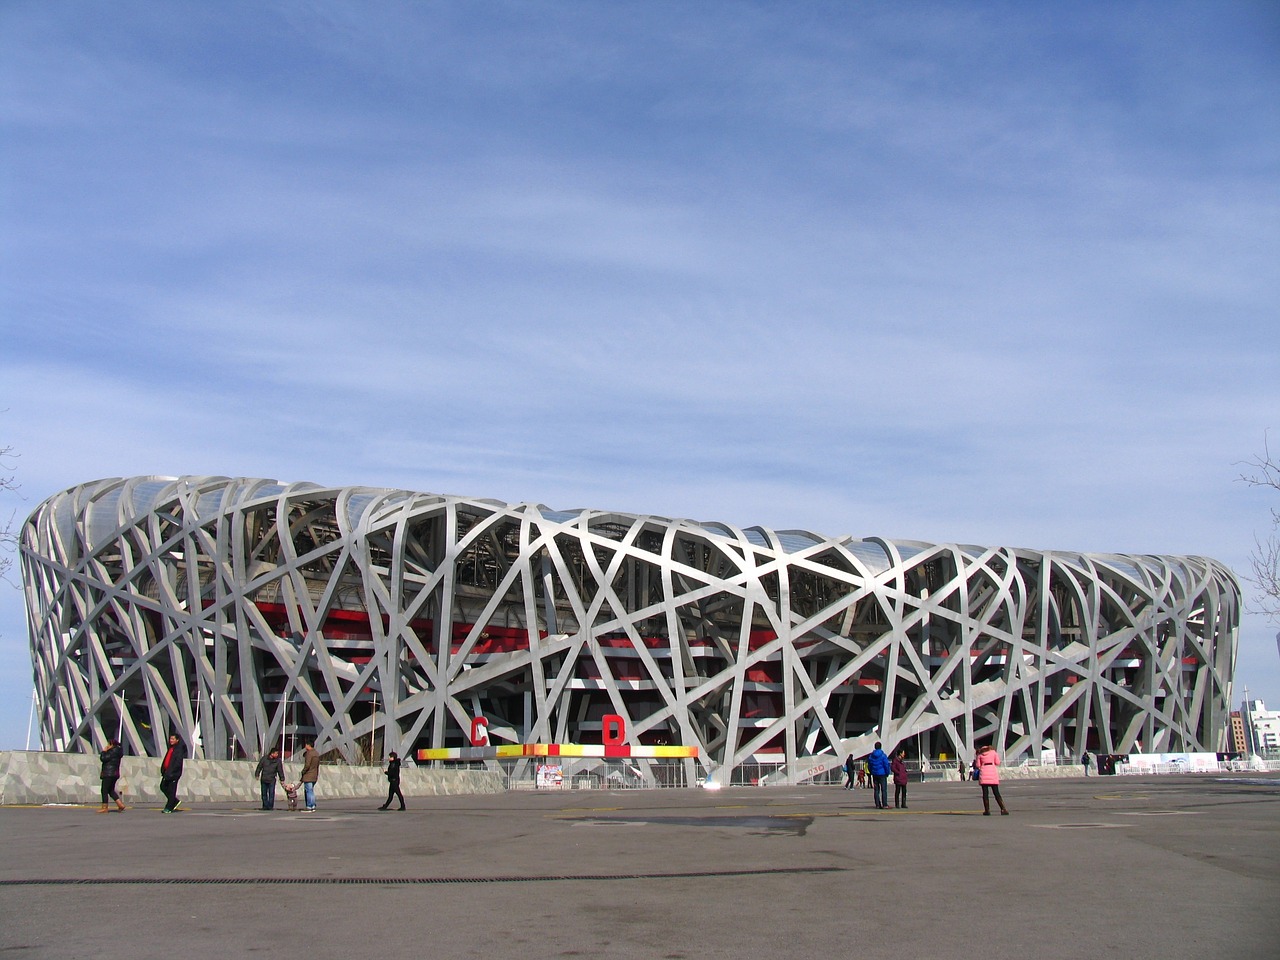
[985,764,1087,780]
[6,751,1180,805]
[0,751,503,805]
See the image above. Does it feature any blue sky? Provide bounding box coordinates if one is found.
[1,1,1277,749]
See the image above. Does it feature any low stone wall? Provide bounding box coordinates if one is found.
[0,751,503,806]
[992,763,1087,780]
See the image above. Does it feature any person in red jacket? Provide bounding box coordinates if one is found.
[891,749,909,809]
[974,744,1009,816]
[159,733,187,813]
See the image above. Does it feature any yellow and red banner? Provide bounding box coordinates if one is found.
[416,742,698,762]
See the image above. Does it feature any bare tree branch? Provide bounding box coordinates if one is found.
[0,443,19,586]
[1239,435,1280,619]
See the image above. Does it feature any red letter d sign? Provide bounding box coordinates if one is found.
[602,714,625,746]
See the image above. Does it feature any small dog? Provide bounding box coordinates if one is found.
[282,782,300,811]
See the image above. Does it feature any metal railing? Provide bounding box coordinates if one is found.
[497,759,697,790]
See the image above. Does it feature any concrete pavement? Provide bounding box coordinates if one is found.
[1,773,1277,959]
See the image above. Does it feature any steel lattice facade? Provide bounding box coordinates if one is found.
[22,476,1240,783]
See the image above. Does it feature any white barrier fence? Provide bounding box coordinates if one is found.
[480,755,1280,790]
[1119,758,1280,775]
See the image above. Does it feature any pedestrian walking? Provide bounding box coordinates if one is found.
[867,741,892,809]
[379,752,406,810]
[159,733,187,813]
[254,747,286,810]
[842,754,856,789]
[298,740,320,812]
[891,749,909,809]
[98,738,126,813]
[974,744,1009,816]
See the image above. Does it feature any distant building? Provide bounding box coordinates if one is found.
[1228,711,1248,754]
[1240,699,1280,757]
[21,475,1242,784]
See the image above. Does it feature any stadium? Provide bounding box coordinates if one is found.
[21,475,1240,785]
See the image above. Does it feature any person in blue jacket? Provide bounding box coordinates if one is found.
[866,741,892,809]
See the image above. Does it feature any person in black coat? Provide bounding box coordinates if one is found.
[98,739,125,812]
[159,733,187,813]
[379,752,406,811]
[253,747,286,810]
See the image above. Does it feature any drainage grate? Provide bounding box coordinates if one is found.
[0,866,845,887]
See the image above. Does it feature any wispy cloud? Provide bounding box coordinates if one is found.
[1,0,1278,746]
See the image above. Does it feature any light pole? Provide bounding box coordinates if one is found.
[25,688,37,751]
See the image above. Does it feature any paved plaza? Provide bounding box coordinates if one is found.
[1,773,1277,959]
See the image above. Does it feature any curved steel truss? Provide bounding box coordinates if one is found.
[22,476,1239,782]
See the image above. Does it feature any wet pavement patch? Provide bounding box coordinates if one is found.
[566,814,814,835]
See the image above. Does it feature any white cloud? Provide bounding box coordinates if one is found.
[1,1,1278,747]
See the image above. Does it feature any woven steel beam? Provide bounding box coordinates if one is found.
[21,476,1239,784]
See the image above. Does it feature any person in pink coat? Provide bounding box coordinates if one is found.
[891,749,911,808]
[974,744,1009,816]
